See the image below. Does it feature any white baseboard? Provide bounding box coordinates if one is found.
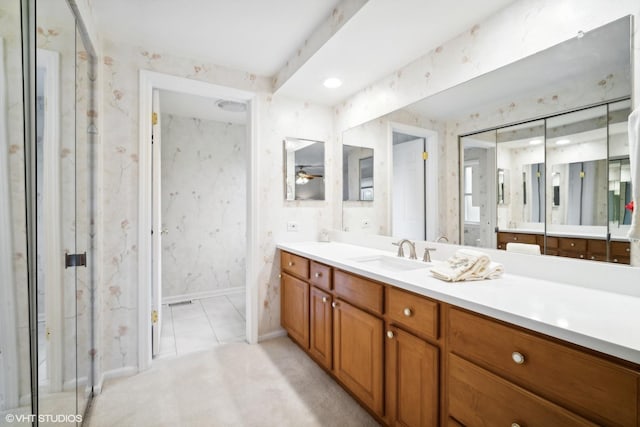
[258,329,287,342]
[162,286,245,305]
[93,366,137,395]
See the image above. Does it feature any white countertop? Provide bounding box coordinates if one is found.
[277,241,640,366]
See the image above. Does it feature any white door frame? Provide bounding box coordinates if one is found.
[138,70,258,371]
[0,36,20,410]
[388,122,439,241]
[37,48,64,393]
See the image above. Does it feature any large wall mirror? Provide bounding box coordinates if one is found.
[283,137,325,201]
[339,15,631,255]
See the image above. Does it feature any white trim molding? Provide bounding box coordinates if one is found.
[258,329,287,342]
[138,70,257,372]
[161,286,245,305]
[388,122,439,242]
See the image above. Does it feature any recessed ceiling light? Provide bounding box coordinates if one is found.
[216,100,246,113]
[556,139,571,146]
[323,78,342,89]
[529,139,543,145]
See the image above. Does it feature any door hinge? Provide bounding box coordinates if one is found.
[151,310,158,324]
[422,151,428,160]
[580,171,585,178]
[152,112,158,125]
[65,252,87,268]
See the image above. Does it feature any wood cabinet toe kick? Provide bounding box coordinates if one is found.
[279,250,640,427]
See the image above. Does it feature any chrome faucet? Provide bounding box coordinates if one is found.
[436,236,449,243]
[423,247,437,262]
[393,239,417,259]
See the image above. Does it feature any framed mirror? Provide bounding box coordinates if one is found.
[283,137,325,201]
[343,144,374,201]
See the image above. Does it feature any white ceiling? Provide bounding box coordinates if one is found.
[91,0,516,106]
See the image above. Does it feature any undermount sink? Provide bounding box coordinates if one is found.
[349,254,430,272]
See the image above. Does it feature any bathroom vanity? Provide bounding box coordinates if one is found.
[277,241,640,427]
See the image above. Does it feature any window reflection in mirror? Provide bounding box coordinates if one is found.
[283,137,325,201]
[342,144,374,201]
[545,105,608,236]
[608,99,633,239]
[496,120,545,232]
[460,130,496,248]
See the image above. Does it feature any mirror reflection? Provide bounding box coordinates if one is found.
[339,16,631,261]
[284,137,325,201]
[343,145,374,201]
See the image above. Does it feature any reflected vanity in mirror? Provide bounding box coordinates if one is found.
[343,145,374,201]
[283,137,325,201]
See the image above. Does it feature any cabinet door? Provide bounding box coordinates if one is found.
[309,286,332,370]
[386,326,439,427]
[281,272,309,348]
[333,299,384,415]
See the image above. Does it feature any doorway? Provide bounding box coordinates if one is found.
[389,123,439,242]
[138,71,258,371]
[152,89,249,359]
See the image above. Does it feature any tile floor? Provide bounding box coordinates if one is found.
[86,337,380,427]
[155,292,246,359]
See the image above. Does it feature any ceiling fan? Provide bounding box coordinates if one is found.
[295,165,323,184]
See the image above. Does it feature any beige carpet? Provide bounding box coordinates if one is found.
[85,337,380,426]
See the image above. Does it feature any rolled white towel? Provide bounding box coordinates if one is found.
[430,249,503,282]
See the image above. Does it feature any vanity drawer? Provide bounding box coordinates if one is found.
[387,287,438,339]
[281,251,309,279]
[448,308,639,427]
[587,239,606,255]
[448,354,597,427]
[611,241,631,257]
[309,261,332,290]
[498,232,538,245]
[334,270,383,315]
[559,237,587,252]
[545,236,559,249]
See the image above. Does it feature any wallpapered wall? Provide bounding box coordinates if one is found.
[160,113,247,300]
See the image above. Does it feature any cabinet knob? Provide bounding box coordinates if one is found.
[314,272,322,278]
[613,258,619,263]
[322,296,328,303]
[511,351,525,365]
[331,302,337,309]
[626,247,630,253]
[288,261,294,267]
[579,254,584,259]
[512,423,521,427]
[403,308,412,317]
[513,237,518,241]
[590,256,595,260]
[278,274,282,278]
[570,242,575,247]
[386,330,394,339]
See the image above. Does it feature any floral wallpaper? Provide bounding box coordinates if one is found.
[160,113,247,299]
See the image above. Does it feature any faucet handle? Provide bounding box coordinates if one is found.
[423,247,436,262]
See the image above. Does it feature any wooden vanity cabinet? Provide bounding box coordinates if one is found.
[333,298,384,415]
[386,326,439,427]
[309,286,332,370]
[447,306,640,426]
[280,272,309,349]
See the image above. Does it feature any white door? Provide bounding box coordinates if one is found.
[151,89,162,357]
[392,138,425,240]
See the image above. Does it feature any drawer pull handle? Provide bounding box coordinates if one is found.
[288,261,294,267]
[322,296,328,303]
[626,247,630,252]
[314,272,322,278]
[278,274,282,278]
[570,242,575,247]
[386,330,394,339]
[590,256,595,260]
[403,308,412,317]
[613,258,618,263]
[513,237,518,241]
[511,351,525,365]
[512,424,521,427]
[579,254,584,259]
[331,302,337,309]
